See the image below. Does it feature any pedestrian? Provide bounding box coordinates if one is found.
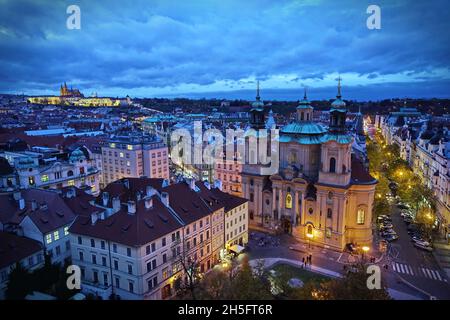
[301,257,305,268]
[309,254,312,265]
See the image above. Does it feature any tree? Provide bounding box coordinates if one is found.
[228,257,273,300]
[196,268,231,299]
[5,263,33,300]
[315,263,391,300]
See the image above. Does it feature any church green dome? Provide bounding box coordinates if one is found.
[281,122,326,135]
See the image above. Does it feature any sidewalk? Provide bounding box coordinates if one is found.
[433,240,450,279]
[249,257,343,278]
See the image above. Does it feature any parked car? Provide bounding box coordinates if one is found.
[381,230,397,237]
[384,234,399,242]
[414,242,433,252]
[380,223,393,229]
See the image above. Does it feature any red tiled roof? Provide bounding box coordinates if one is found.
[0,231,43,269]
[351,156,377,185]
[69,196,183,247]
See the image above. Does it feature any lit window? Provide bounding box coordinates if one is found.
[68,180,75,186]
[127,145,133,151]
[285,193,292,209]
[91,185,96,193]
[54,231,60,241]
[119,152,124,158]
[357,208,365,225]
[64,226,69,236]
[46,234,52,244]
[110,143,116,148]
[41,175,49,182]
[126,161,131,167]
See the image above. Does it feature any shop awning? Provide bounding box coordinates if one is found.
[229,244,245,254]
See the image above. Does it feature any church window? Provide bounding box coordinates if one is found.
[329,157,336,173]
[357,208,365,225]
[327,208,332,219]
[265,199,270,205]
[285,194,292,209]
[326,228,332,238]
[327,191,333,200]
[250,179,254,186]
[343,164,346,173]
[301,112,304,121]
[250,193,254,202]
[307,225,313,235]
[289,151,297,164]
[67,170,74,177]
[308,208,313,215]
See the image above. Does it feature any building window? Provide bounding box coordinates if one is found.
[41,175,49,182]
[77,236,82,245]
[68,180,75,186]
[329,157,336,173]
[29,176,35,186]
[112,243,117,253]
[90,239,95,248]
[128,264,133,275]
[326,228,332,238]
[357,208,365,225]
[79,251,84,261]
[250,193,254,202]
[64,226,69,236]
[119,152,124,158]
[285,193,292,209]
[127,247,131,257]
[53,231,59,241]
[45,234,52,244]
[127,145,133,151]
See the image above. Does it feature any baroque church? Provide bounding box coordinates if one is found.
[241,80,377,251]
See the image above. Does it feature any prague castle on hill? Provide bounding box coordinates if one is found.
[60,82,83,98]
[27,82,129,107]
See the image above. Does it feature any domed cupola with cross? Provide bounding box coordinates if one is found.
[249,81,266,130]
[318,77,353,187]
[329,76,347,133]
[296,88,314,122]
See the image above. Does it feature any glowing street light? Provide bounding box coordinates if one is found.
[306,233,313,249]
[362,246,370,261]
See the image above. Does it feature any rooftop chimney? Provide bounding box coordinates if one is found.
[112,197,121,213]
[31,199,38,211]
[127,200,136,215]
[102,192,109,207]
[18,198,25,210]
[145,197,153,210]
[214,179,223,191]
[146,185,156,198]
[189,178,196,191]
[161,192,169,207]
[66,187,76,199]
[13,191,22,201]
[91,212,98,225]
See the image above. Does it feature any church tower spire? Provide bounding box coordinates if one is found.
[256,80,260,101]
[336,75,342,99]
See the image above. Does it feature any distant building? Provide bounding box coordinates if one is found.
[60,82,84,98]
[0,146,101,195]
[101,134,169,185]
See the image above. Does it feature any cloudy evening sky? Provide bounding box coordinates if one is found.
[1,0,449,100]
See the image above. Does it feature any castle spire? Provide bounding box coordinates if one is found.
[336,76,342,99]
[303,87,307,100]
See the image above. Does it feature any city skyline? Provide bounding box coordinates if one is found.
[1,0,450,100]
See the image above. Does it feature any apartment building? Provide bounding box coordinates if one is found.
[101,134,169,185]
[0,188,94,265]
[0,146,100,195]
[69,177,247,299]
[214,158,243,197]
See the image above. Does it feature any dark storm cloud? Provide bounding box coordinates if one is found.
[0,0,449,99]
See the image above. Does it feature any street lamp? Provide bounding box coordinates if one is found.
[362,246,370,262]
[306,233,313,249]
